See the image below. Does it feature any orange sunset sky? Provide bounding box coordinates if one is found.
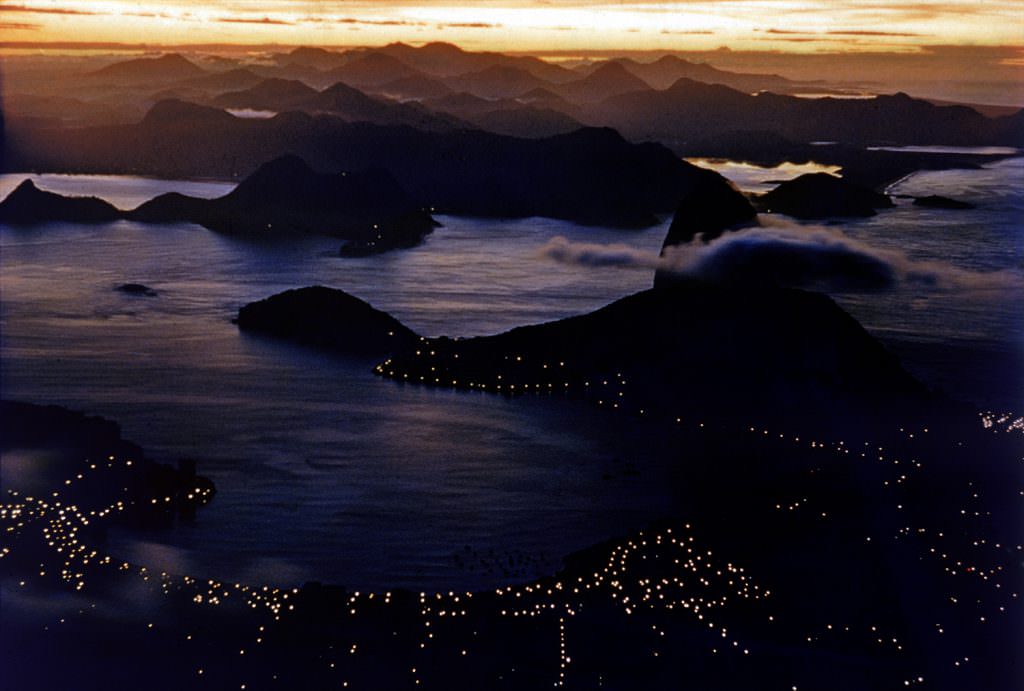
[1,1,1022,53]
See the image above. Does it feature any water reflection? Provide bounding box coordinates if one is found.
[684,158,842,193]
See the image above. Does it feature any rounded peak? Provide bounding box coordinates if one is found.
[320,80,366,95]
[652,54,689,66]
[151,53,193,64]
[589,60,634,76]
[289,46,336,57]
[419,41,464,54]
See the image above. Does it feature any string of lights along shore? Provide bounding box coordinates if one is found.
[2,369,1020,688]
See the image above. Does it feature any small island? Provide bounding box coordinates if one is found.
[757,172,894,219]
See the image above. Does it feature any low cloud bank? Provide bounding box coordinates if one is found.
[538,222,1020,294]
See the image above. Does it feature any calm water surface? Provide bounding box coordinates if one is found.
[1,158,1020,588]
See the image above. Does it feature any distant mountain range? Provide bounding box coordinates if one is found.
[589,79,1023,149]
[5,100,719,228]
[212,78,464,131]
[10,46,1019,151]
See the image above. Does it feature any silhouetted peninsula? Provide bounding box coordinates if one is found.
[131,155,438,252]
[1,157,438,254]
[238,280,926,425]
[236,286,419,356]
[0,400,215,522]
[0,179,121,225]
[758,173,894,219]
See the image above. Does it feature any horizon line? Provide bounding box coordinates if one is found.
[4,39,1022,58]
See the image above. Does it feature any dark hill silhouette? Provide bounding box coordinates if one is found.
[556,62,652,104]
[213,78,319,110]
[0,179,121,224]
[653,173,758,287]
[238,281,927,422]
[759,173,894,219]
[322,52,424,88]
[0,156,437,254]
[423,91,584,137]
[213,80,461,131]
[141,99,239,127]
[660,174,757,245]
[129,155,437,253]
[310,82,462,130]
[88,53,205,83]
[378,42,578,83]
[6,102,720,228]
[236,286,419,356]
[591,80,1022,149]
[589,56,797,93]
[471,106,584,138]
[443,65,553,100]
[274,46,348,71]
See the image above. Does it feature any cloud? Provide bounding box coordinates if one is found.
[537,221,1022,294]
[439,22,502,29]
[0,20,40,29]
[826,30,925,37]
[0,4,98,15]
[217,16,294,26]
[539,236,663,270]
[307,17,427,27]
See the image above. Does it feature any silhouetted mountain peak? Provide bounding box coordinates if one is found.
[320,81,370,98]
[14,178,37,192]
[652,54,688,67]
[91,53,205,81]
[558,61,651,102]
[589,60,640,79]
[666,77,742,96]
[0,178,122,224]
[419,42,465,55]
[289,46,334,58]
[279,46,347,69]
[656,171,756,257]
